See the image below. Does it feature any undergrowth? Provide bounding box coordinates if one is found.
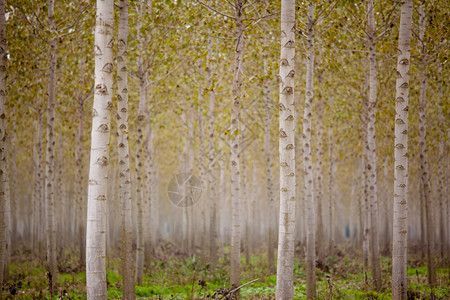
[1,244,448,299]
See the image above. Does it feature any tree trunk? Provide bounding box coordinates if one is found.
[263,55,275,275]
[304,6,316,299]
[315,81,324,261]
[76,81,85,270]
[86,0,114,297]
[241,124,250,264]
[3,136,10,281]
[117,0,135,298]
[0,0,5,284]
[367,0,381,290]
[275,1,296,298]
[230,0,245,290]
[37,102,45,260]
[45,0,58,293]
[135,0,147,285]
[392,0,413,298]
[437,67,447,263]
[418,3,436,289]
[328,103,334,258]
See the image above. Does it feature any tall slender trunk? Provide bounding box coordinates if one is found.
[418,3,436,289]
[328,102,334,258]
[144,117,153,262]
[382,160,390,253]
[263,56,275,275]
[315,82,324,261]
[230,0,245,290]
[0,0,6,284]
[86,0,114,297]
[304,6,316,299]
[437,67,446,262]
[363,153,370,268]
[37,103,45,259]
[241,124,250,264]
[197,101,207,261]
[367,0,381,289]
[3,136,10,281]
[206,29,218,268]
[135,0,147,285]
[76,84,85,269]
[275,0,296,298]
[392,0,413,298]
[117,0,135,298]
[45,0,58,293]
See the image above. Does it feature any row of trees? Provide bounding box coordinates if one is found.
[0,0,448,299]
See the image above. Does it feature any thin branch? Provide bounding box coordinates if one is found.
[316,0,339,25]
[244,12,278,22]
[194,0,236,20]
[227,279,260,297]
[57,4,93,36]
[146,63,183,88]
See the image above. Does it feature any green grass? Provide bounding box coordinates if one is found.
[1,250,449,299]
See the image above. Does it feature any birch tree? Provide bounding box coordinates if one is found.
[230,0,245,290]
[117,0,135,298]
[135,0,148,285]
[392,0,413,298]
[276,0,296,298]
[263,49,275,275]
[0,0,6,285]
[304,5,316,299]
[86,0,114,297]
[418,3,436,289]
[366,0,381,289]
[45,0,58,293]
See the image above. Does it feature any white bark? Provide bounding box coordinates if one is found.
[392,0,413,298]
[303,6,316,299]
[117,0,135,298]
[207,31,218,268]
[367,0,381,289]
[418,3,436,288]
[135,0,148,285]
[263,56,275,275]
[76,85,86,268]
[230,0,245,289]
[45,0,57,292]
[86,0,114,297]
[276,0,296,298]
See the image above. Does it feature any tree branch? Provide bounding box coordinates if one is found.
[194,0,236,20]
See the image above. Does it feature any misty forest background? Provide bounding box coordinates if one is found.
[0,0,448,299]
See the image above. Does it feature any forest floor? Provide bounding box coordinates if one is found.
[1,243,449,299]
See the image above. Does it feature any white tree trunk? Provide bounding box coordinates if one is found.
[206,29,218,268]
[230,0,245,290]
[86,0,114,297]
[45,0,58,293]
[303,6,316,299]
[315,87,324,261]
[76,85,86,269]
[117,0,135,298]
[367,0,381,289]
[275,0,296,298]
[418,3,436,288]
[263,56,275,275]
[327,102,334,258]
[392,0,413,298]
[135,0,148,285]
